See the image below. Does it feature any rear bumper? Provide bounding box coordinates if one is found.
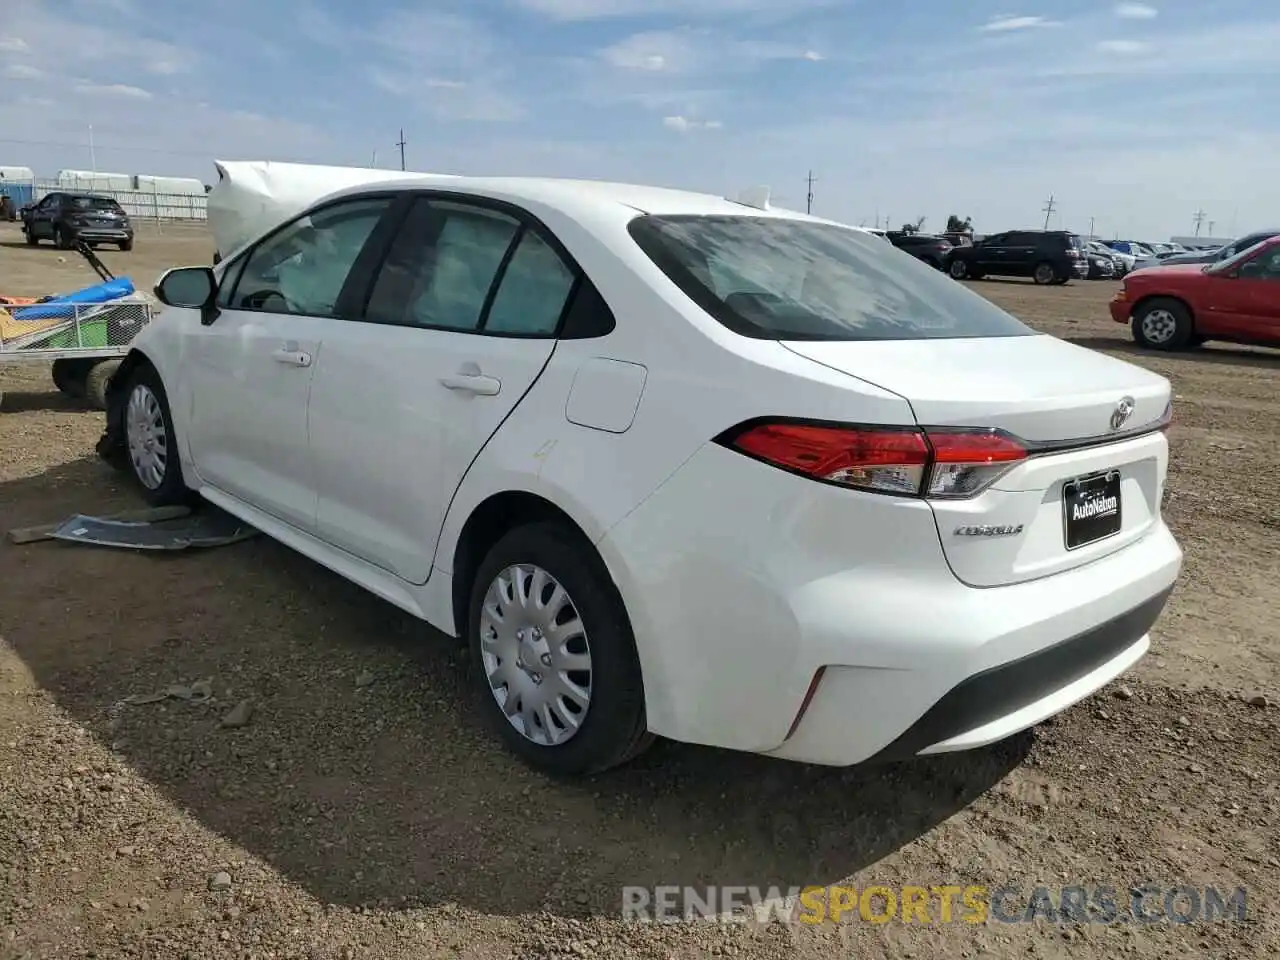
[863,586,1170,762]
[72,227,132,242]
[599,443,1183,765]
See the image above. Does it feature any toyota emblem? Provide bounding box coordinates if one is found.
[1110,396,1135,431]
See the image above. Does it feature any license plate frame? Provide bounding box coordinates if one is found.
[1062,470,1122,551]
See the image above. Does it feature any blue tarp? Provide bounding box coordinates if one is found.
[9,277,136,321]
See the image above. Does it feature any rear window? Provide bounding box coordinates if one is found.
[627,214,1033,341]
[68,196,121,212]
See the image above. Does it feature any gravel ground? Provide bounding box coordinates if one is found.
[2,223,1277,959]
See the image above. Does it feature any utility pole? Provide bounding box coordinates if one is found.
[805,170,816,215]
[1041,193,1056,230]
[397,129,407,171]
[1208,220,1215,235]
[1088,216,1095,240]
[1193,209,1206,237]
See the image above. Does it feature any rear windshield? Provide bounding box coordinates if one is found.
[627,214,1034,341]
[68,196,121,211]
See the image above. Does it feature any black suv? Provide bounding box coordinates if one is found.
[21,192,134,251]
[945,230,1087,285]
[885,232,953,270]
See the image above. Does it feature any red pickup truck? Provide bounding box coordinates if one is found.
[1109,235,1280,350]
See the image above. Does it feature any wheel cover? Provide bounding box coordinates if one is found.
[1141,308,1178,344]
[1035,265,1053,283]
[125,383,168,490]
[949,261,966,278]
[479,563,593,747]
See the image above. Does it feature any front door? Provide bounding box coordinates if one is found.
[308,195,575,583]
[182,195,397,532]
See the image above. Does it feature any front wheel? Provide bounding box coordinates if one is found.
[1033,262,1057,285]
[1132,298,1194,350]
[24,227,37,246]
[119,364,193,505]
[55,225,74,250]
[468,522,652,775]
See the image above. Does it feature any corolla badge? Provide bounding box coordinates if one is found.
[1110,396,1135,431]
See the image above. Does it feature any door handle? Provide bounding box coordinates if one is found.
[271,348,312,367]
[440,372,501,396]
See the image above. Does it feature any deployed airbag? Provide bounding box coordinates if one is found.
[206,159,456,259]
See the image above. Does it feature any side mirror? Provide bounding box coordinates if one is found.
[154,266,220,325]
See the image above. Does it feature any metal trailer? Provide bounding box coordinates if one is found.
[0,241,154,411]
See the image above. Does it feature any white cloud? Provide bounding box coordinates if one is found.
[73,82,153,99]
[4,63,43,80]
[601,28,824,76]
[1115,2,1158,19]
[516,0,837,19]
[1096,39,1149,54]
[803,50,823,61]
[663,115,723,132]
[979,15,1062,32]
[0,36,29,52]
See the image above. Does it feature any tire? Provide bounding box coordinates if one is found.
[55,225,74,250]
[1132,297,1194,350]
[1033,262,1057,285]
[119,239,133,252]
[24,228,37,246]
[948,259,969,280]
[118,363,192,505]
[468,522,652,775]
[84,359,121,411]
[51,358,94,398]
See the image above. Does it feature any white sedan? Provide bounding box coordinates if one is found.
[97,176,1182,775]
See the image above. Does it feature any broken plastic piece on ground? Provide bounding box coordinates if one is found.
[49,505,257,550]
[122,678,214,706]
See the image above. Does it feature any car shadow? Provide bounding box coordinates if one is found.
[0,457,1030,917]
[0,388,87,413]
[1065,336,1280,369]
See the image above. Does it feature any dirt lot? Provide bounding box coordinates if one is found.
[2,221,1277,959]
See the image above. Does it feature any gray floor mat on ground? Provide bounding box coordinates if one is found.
[50,505,258,550]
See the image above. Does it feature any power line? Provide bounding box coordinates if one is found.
[1041,193,1056,230]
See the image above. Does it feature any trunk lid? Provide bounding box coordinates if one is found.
[781,334,1173,587]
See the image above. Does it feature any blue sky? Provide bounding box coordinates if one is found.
[2,0,1277,240]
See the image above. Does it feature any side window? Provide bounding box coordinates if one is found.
[366,199,520,331]
[983,233,1008,246]
[1244,249,1280,280]
[226,197,391,317]
[485,230,577,335]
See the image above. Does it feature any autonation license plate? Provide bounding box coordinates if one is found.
[1063,470,1122,550]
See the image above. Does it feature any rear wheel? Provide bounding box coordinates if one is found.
[55,225,74,250]
[120,364,192,505]
[119,239,133,252]
[84,359,121,411]
[1033,262,1057,285]
[468,522,652,775]
[1132,298,1194,350]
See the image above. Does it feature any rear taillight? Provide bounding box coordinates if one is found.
[719,421,1027,499]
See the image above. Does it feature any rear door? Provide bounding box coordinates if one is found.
[1004,232,1040,276]
[307,194,576,583]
